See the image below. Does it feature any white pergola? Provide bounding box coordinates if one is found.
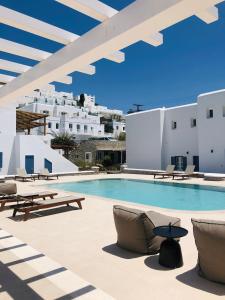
[0,0,223,106]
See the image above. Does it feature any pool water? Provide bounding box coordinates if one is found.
[49,179,225,211]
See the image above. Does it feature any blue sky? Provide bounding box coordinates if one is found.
[0,0,225,113]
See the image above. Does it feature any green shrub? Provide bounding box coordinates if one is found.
[102,155,112,167]
[118,132,126,141]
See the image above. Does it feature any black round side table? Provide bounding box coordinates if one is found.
[153,224,188,269]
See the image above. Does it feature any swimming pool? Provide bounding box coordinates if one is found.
[49,179,225,211]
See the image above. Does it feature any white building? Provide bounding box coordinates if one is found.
[20,84,125,140]
[126,88,225,173]
[0,104,78,176]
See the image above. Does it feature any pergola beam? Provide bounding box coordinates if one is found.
[0,38,95,76]
[56,0,117,22]
[56,0,164,47]
[0,74,15,83]
[0,5,124,63]
[196,6,219,24]
[0,0,223,106]
[142,32,163,47]
[0,59,73,84]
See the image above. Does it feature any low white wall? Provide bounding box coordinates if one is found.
[15,135,78,173]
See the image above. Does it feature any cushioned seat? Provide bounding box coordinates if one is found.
[0,183,17,195]
[192,218,225,284]
[113,205,181,254]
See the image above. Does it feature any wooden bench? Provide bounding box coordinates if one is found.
[13,196,85,221]
[0,191,58,211]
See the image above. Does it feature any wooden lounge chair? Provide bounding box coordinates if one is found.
[15,168,36,181]
[172,165,195,180]
[0,191,58,211]
[38,168,59,180]
[0,182,58,210]
[13,196,85,221]
[152,165,175,179]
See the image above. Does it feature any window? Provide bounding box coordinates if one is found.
[56,123,59,129]
[116,126,119,130]
[42,110,49,114]
[123,126,125,131]
[207,109,213,119]
[84,125,88,133]
[77,124,80,132]
[91,127,94,132]
[69,123,73,130]
[171,121,177,130]
[48,122,52,129]
[191,118,197,128]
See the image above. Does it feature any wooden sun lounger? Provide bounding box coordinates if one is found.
[153,172,174,179]
[0,191,58,211]
[172,165,195,180]
[38,173,59,180]
[38,168,59,180]
[152,165,175,179]
[13,196,85,221]
[15,175,36,181]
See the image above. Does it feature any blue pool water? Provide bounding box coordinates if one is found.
[49,179,225,211]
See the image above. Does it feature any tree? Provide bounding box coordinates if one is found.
[118,132,126,141]
[51,132,76,158]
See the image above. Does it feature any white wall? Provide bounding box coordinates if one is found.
[126,109,164,169]
[15,135,78,173]
[163,104,198,168]
[0,105,16,134]
[0,134,16,175]
[0,105,16,175]
[198,89,225,173]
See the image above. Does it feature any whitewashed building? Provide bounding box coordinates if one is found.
[0,104,78,176]
[20,84,125,140]
[126,89,225,173]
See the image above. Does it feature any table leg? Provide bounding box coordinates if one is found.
[158,238,183,268]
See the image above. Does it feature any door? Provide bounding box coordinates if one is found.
[193,156,199,172]
[44,159,52,173]
[171,156,187,171]
[25,155,34,174]
[85,152,92,163]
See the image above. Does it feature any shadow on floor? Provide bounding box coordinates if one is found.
[176,267,225,296]
[144,255,171,271]
[0,261,42,300]
[102,243,144,259]
[8,205,79,222]
[0,248,97,299]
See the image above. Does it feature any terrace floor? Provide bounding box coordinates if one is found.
[0,173,225,299]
